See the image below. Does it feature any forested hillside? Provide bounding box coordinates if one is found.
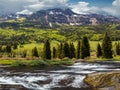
[0,23,120,44]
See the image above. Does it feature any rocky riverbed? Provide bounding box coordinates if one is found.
[0,61,120,90]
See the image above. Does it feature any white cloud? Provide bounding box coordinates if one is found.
[101,0,120,17]
[70,0,120,17]
[0,0,38,15]
[16,9,33,15]
[70,2,100,14]
[0,0,68,15]
[112,0,120,7]
[0,0,120,17]
[25,0,68,11]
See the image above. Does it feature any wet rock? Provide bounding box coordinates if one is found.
[97,86,115,90]
[85,72,120,90]
[52,87,93,90]
[34,79,52,85]
[0,84,29,90]
[58,77,75,86]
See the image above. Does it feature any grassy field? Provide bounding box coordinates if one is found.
[12,41,118,58]
[0,38,119,63]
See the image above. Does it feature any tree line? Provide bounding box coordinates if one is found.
[44,32,118,60]
[43,36,90,60]
[0,32,119,60]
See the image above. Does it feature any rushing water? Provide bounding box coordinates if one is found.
[0,61,120,90]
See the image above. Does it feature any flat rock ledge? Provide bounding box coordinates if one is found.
[85,72,120,90]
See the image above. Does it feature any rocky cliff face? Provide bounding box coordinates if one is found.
[85,72,120,90]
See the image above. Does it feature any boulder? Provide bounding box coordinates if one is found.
[85,72,120,90]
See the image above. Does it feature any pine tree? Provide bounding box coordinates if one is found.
[53,47,56,58]
[80,36,90,59]
[84,37,90,57]
[77,40,80,59]
[0,45,2,52]
[115,42,120,55]
[32,47,39,57]
[13,42,18,49]
[80,41,86,59]
[96,43,102,58]
[63,42,70,58]
[102,32,113,58]
[57,43,64,59]
[43,40,51,60]
[6,45,12,53]
[70,43,76,58]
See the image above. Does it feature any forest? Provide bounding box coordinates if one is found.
[0,20,120,64]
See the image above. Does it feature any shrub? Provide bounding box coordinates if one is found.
[28,60,48,67]
[11,61,26,67]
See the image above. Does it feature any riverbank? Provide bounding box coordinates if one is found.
[0,58,120,67]
[0,59,75,67]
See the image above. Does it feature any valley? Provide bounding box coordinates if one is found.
[0,6,120,90]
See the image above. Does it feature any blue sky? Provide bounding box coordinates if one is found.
[70,0,113,6]
[69,0,120,17]
[0,0,120,17]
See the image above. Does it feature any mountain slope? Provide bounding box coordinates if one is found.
[26,8,120,27]
[0,8,120,27]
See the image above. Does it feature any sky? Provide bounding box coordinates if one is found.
[0,0,120,17]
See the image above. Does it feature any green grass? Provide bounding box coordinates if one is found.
[13,41,119,58]
[0,59,75,67]
[0,60,16,65]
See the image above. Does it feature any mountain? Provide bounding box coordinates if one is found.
[0,14,27,22]
[26,8,120,27]
[0,8,120,27]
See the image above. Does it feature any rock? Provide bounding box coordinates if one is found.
[98,86,115,90]
[59,77,75,86]
[52,87,93,90]
[34,79,52,85]
[84,72,120,90]
[0,84,28,90]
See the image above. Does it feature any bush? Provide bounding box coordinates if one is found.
[10,59,74,67]
[47,59,74,66]
[11,61,26,67]
[28,60,48,67]
[61,59,74,65]
[47,60,61,65]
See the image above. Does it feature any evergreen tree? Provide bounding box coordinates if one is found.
[80,36,90,59]
[80,41,86,59]
[0,45,2,52]
[102,32,113,58]
[115,42,120,55]
[53,47,56,58]
[57,43,64,59]
[96,43,102,58]
[6,45,12,53]
[43,40,51,60]
[32,47,39,57]
[70,43,76,58]
[13,42,18,49]
[63,42,70,58]
[77,40,80,59]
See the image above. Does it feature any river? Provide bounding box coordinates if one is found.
[0,61,120,90]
